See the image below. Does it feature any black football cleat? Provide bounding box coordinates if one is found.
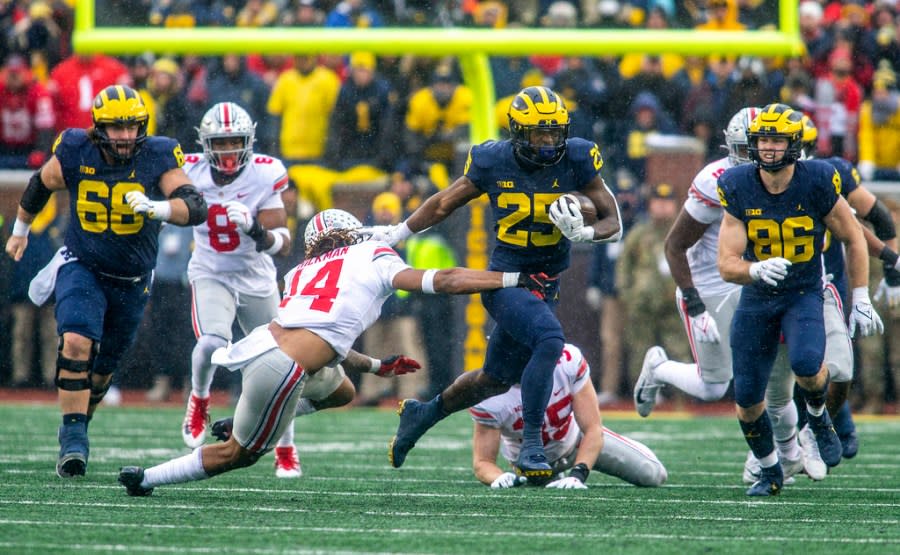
[118,466,154,497]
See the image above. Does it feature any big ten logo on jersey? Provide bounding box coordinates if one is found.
[711,166,726,180]
[254,156,275,165]
[77,181,145,235]
[184,154,202,164]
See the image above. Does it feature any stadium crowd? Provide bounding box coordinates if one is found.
[1,0,899,415]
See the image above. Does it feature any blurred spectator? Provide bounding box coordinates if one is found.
[236,0,280,27]
[620,91,678,186]
[149,0,231,27]
[814,45,863,160]
[246,54,293,88]
[403,64,472,181]
[204,54,276,152]
[143,58,195,147]
[833,0,877,89]
[7,196,64,388]
[127,52,156,91]
[616,182,691,395]
[681,54,736,144]
[143,223,195,402]
[473,1,508,29]
[281,0,325,26]
[490,56,540,100]
[530,1,577,77]
[619,7,685,80]
[727,56,771,117]
[47,53,130,132]
[268,54,340,164]
[325,0,385,27]
[611,53,684,128]
[858,61,900,181]
[550,56,606,141]
[779,59,816,113]
[800,0,835,79]
[695,0,745,31]
[0,55,55,169]
[324,51,394,171]
[7,1,64,73]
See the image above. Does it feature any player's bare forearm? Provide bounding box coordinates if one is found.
[665,210,708,289]
[406,176,481,233]
[472,425,505,485]
[434,268,503,294]
[717,213,753,284]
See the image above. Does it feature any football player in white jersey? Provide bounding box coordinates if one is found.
[472,343,667,489]
[118,208,554,495]
[180,102,301,477]
[632,108,813,483]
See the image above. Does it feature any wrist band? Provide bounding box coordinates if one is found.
[421,269,437,294]
[263,229,284,255]
[502,272,520,288]
[569,463,590,483]
[12,218,31,237]
[368,357,381,373]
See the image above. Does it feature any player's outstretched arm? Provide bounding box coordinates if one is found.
[341,349,421,378]
[473,422,524,488]
[391,267,554,297]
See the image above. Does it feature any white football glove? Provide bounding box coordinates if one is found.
[748,257,792,286]
[689,311,721,344]
[224,201,254,233]
[125,190,171,221]
[360,222,412,246]
[545,476,588,489]
[849,287,885,338]
[490,472,526,489]
[549,194,594,243]
[873,278,900,308]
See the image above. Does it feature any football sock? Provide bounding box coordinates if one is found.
[276,421,295,448]
[801,379,828,417]
[653,361,729,401]
[739,412,776,461]
[793,383,809,430]
[833,400,856,437]
[143,447,208,488]
[768,402,801,461]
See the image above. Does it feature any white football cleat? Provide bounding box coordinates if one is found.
[798,424,827,480]
[275,445,302,478]
[633,346,666,417]
[182,393,210,449]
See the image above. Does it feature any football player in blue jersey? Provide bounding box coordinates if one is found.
[4,84,207,478]
[372,86,622,483]
[717,103,883,496]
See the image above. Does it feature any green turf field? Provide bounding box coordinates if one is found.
[0,403,898,554]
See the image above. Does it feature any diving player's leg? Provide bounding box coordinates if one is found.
[184,279,236,448]
[594,427,667,487]
[122,347,306,496]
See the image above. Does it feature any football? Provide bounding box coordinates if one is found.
[560,192,598,225]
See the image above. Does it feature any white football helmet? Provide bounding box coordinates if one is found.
[304,209,363,250]
[724,106,760,166]
[197,102,256,175]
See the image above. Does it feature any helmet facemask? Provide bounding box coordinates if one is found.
[747,104,804,172]
[723,107,758,166]
[197,102,256,177]
[91,85,149,164]
[508,86,570,167]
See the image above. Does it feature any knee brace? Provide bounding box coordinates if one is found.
[55,337,98,391]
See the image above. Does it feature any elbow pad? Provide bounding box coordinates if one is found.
[20,170,53,215]
[865,199,897,241]
[170,185,207,226]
